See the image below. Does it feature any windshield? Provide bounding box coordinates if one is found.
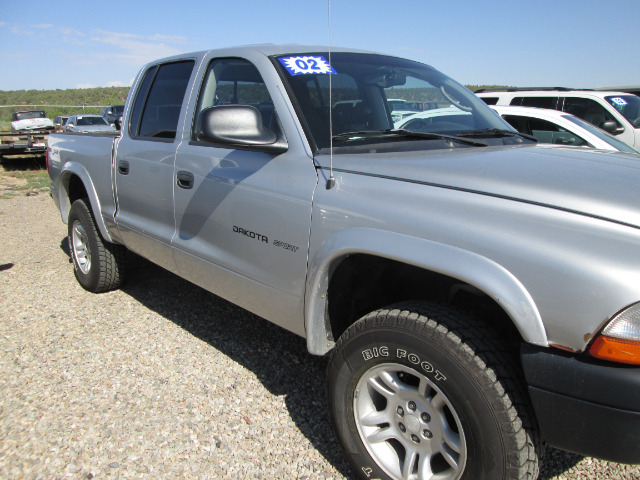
[605,95,640,128]
[15,111,46,120]
[273,52,513,151]
[563,115,639,153]
[76,116,108,126]
[113,105,125,114]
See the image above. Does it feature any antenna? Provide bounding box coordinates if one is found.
[326,0,336,190]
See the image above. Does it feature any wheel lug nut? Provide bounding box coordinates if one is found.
[408,401,416,411]
[421,412,431,423]
[397,406,404,417]
[399,423,406,432]
[411,434,420,443]
[423,429,433,439]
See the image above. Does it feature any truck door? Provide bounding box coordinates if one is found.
[114,60,196,273]
[172,57,318,335]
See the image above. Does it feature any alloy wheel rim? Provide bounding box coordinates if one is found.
[71,220,91,274]
[354,363,467,480]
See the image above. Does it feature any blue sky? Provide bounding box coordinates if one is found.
[1,0,638,91]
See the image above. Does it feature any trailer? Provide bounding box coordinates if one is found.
[0,130,49,158]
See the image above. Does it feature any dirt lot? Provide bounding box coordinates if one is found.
[1,158,639,479]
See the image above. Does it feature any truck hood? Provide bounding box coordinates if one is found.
[69,125,116,133]
[11,118,54,131]
[315,145,640,229]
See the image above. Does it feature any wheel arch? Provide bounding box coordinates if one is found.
[58,162,113,243]
[304,228,547,355]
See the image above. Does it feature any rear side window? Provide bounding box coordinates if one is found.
[129,60,195,140]
[479,97,498,105]
[512,96,559,109]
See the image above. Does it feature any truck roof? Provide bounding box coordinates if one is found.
[145,44,380,66]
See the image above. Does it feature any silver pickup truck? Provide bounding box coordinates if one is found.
[47,45,640,480]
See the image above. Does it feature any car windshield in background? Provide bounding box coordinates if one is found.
[76,116,108,126]
[605,95,640,127]
[563,115,639,153]
[113,105,125,115]
[273,52,513,151]
[16,111,46,120]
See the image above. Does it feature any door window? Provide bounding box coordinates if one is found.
[193,58,276,141]
[502,115,588,146]
[563,97,621,130]
[512,96,559,109]
[129,60,195,140]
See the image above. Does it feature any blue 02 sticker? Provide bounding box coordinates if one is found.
[279,56,337,75]
[611,97,628,106]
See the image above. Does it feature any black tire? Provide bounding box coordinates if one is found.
[327,302,541,480]
[68,198,126,292]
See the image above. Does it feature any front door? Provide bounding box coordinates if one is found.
[172,57,317,335]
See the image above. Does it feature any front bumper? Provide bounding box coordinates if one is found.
[521,344,640,464]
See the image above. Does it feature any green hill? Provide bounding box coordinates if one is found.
[0,84,510,130]
[0,87,130,127]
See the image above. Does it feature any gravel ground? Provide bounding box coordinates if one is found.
[1,169,639,479]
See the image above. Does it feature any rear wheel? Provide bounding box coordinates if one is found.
[68,198,126,292]
[327,302,541,480]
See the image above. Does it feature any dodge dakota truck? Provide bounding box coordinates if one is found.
[47,45,640,480]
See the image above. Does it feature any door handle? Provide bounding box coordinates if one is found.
[118,160,129,175]
[176,171,194,189]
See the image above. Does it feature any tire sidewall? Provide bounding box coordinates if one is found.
[328,322,510,480]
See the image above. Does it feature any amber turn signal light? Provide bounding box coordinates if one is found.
[589,336,640,366]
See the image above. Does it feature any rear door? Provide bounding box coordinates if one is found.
[172,55,318,335]
[114,59,196,273]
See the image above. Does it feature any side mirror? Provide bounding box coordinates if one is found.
[114,118,121,131]
[601,120,624,135]
[198,105,287,153]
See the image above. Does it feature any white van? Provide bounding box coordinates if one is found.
[476,88,640,149]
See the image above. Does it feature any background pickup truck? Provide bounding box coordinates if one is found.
[47,45,640,480]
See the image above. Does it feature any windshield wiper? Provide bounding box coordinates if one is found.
[332,130,390,141]
[333,129,487,147]
[390,129,487,147]
[457,128,537,142]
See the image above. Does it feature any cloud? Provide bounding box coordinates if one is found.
[106,79,133,88]
[90,30,186,66]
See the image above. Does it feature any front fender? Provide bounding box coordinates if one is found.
[58,161,114,243]
[305,227,546,355]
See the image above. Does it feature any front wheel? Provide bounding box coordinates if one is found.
[327,302,541,480]
[68,198,127,292]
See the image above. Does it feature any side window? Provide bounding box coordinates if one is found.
[562,97,620,130]
[513,96,559,109]
[193,58,275,141]
[128,66,157,136]
[527,117,587,146]
[479,97,499,105]
[130,60,195,140]
[501,114,530,134]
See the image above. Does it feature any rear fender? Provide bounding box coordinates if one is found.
[58,161,114,243]
[305,227,546,355]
